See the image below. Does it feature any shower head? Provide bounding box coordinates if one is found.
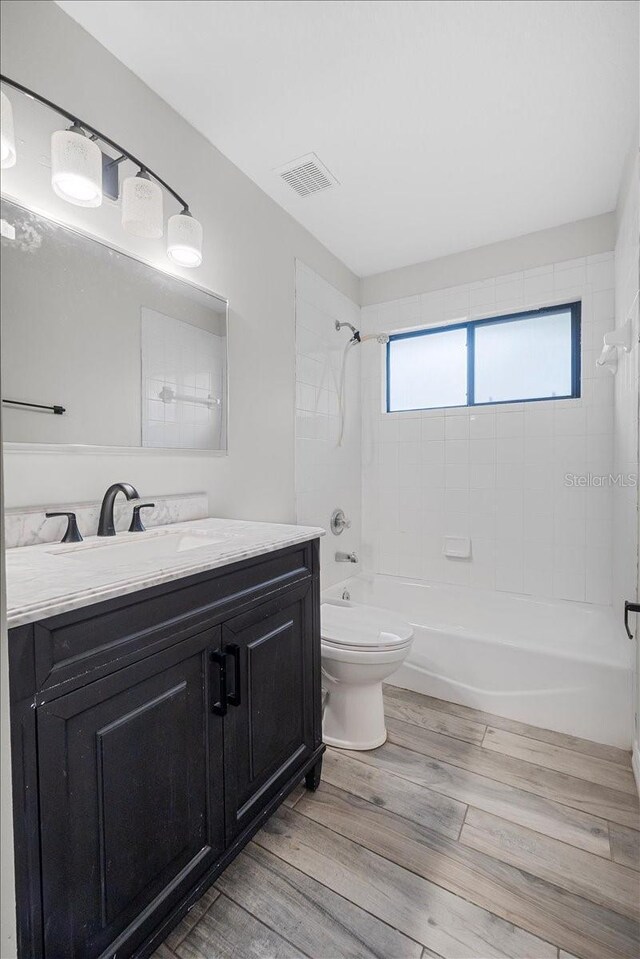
[335,320,360,342]
[335,320,388,345]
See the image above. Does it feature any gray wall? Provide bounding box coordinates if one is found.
[361,212,616,305]
[0,0,359,515]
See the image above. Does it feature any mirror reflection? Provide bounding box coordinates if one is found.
[1,197,227,451]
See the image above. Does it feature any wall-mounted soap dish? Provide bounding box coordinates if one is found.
[443,536,471,559]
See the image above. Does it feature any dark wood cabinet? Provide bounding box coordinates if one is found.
[9,540,324,959]
[37,627,225,959]
[221,581,315,840]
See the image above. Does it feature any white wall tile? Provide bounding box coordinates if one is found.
[497,436,524,463]
[445,462,470,488]
[554,405,586,435]
[496,543,524,593]
[553,547,586,602]
[445,440,470,464]
[445,416,470,440]
[586,254,615,292]
[357,250,615,603]
[422,462,446,488]
[295,264,362,589]
[496,410,524,437]
[398,418,421,442]
[469,463,496,489]
[469,412,496,438]
[470,438,496,464]
[524,542,554,597]
[422,440,446,465]
[469,278,496,309]
[421,416,445,441]
[524,266,555,302]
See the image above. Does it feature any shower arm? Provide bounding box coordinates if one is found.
[335,321,389,345]
[335,320,360,342]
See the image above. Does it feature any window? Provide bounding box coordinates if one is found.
[386,302,580,412]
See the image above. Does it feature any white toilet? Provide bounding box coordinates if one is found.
[320,601,414,750]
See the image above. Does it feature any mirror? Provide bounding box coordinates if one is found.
[1,197,228,451]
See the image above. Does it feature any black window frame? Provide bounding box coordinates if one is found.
[385,301,581,413]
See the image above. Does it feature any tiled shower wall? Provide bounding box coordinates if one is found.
[360,254,617,604]
[295,261,362,588]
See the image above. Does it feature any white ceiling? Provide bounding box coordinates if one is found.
[56,0,638,277]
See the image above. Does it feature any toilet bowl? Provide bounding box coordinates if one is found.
[321,600,413,750]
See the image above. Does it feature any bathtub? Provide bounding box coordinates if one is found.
[323,574,633,748]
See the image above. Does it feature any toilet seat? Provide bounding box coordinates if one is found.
[321,601,413,652]
[322,635,413,653]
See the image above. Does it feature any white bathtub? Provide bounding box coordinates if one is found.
[323,574,634,748]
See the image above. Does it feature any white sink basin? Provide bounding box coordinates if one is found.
[49,528,234,570]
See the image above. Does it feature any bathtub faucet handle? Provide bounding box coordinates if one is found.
[331,509,352,535]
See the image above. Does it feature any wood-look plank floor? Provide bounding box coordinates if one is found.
[156,686,640,959]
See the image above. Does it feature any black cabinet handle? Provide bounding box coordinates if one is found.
[210,651,227,715]
[624,601,640,640]
[226,644,241,707]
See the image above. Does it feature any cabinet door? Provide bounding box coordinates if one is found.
[221,582,315,841]
[37,627,224,959]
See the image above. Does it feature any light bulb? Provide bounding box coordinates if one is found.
[167,210,203,267]
[122,170,163,238]
[51,124,102,207]
[1,90,16,169]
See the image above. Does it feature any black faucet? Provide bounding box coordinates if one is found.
[97,483,140,537]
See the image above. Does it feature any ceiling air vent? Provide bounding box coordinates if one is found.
[276,153,338,197]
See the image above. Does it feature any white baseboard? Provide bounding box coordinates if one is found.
[633,741,640,800]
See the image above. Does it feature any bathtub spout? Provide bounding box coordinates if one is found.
[335,551,359,563]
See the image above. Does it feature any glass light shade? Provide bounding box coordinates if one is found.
[167,211,203,267]
[1,91,16,169]
[51,127,102,207]
[121,172,163,238]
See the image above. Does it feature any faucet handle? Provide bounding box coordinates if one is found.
[46,512,83,544]
[128,503,156,533]
[330,509,352,535]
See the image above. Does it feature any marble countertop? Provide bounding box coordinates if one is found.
[5,517,325,628]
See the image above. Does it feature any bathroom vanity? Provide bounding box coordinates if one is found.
[6,519,325,959]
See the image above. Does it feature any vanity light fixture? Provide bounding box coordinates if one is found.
[167,210,203,268]
[121,169,164,238]
[0,75,204,266]
[51,123,103,207]
[0,89,16,168]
